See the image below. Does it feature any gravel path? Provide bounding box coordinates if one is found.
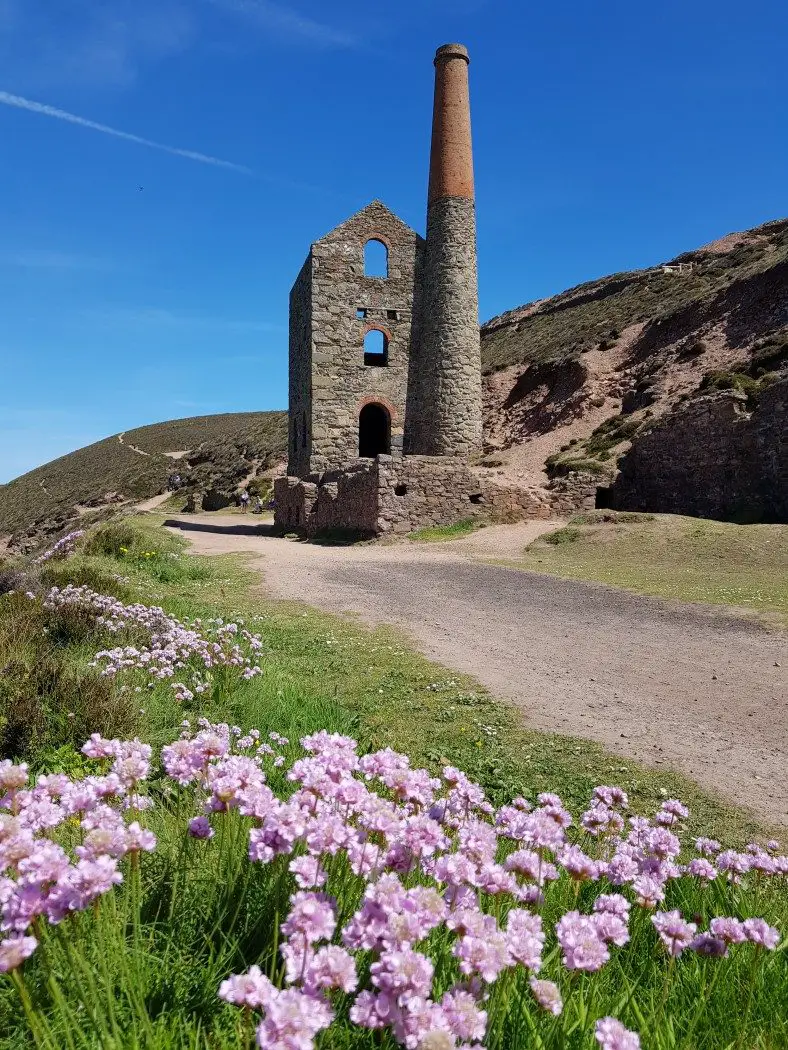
[164,515,788,825]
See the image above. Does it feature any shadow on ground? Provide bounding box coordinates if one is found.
[163,518,275,538]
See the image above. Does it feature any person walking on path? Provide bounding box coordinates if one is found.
[240,490,250,513]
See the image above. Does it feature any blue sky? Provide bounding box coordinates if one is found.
[1,0,786,482]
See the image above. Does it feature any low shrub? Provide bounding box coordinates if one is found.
[544,526,582,546]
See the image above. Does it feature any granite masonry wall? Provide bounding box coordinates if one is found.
[274,457,552,536]
[612,376,788,522]
[287,257,313,478]
[288,201,425,477]
[411,197,483,458]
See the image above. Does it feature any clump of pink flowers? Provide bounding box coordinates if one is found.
[2,725,784,1050]
[41,584,263,698]
[34,529,85,565]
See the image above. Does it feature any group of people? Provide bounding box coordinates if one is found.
[238,490,269,514]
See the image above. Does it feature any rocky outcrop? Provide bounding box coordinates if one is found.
[612,376,788,522]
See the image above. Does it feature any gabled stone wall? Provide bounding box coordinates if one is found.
[289,202,425,477]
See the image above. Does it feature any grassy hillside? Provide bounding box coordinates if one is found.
[0,411,287,548]
[480,218,788,373]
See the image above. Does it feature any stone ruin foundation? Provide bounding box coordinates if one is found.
[275,457,552,538]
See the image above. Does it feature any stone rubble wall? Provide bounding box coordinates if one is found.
[612,377,788,522]
[274,456,557,537]
[546,471,614,518]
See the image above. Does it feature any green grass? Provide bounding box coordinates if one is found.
[508,514,788,627]
[1,518,787,1049]
[408,518,480,542]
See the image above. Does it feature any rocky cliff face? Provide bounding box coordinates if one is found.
[479,218,788,522]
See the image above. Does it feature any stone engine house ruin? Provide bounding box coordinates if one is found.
[274,43,507,536]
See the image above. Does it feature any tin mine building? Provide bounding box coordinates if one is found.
[275,44,513,535]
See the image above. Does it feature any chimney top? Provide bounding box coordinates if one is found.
[427,41,474,203]
[434,43,469,64]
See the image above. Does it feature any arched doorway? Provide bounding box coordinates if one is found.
[358,402,391,458]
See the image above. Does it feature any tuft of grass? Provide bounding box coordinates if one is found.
[570,511,656,525]
[408,518,481,542]
[543,526,582,546]
[514,514,788,627]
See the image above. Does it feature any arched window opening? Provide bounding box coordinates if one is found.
[301,411,307,449]
[364,239,388,278]
[358,403,391,459]
[364,329,388,367]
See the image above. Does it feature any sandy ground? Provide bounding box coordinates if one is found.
[163,514,788,826]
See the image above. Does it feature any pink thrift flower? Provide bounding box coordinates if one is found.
[281,892,337,944]
[218,965,275,1008]
[188,816,214,839]
[632,874,666,909]
[304,945,357,994]
[596,1016,641,1050]
[690,932,728,957]
[559,844,599,881]
[594,894,630,919]
[0,761,28,793]
[441,988,487,1042]
[555,912,610,972]
[255,987,333,1050]
[743,918,780,949]
[370,947,434,1005]
[709,917,747,945]
[687,857,717,881]
[593,911,629,947]
[694,836,721,856]
[529,976,563,1016]
[652,910,697,957]
[289,855,327,889]
[0,934,37,972]
[506,909,544,970]
[592,785,628,809]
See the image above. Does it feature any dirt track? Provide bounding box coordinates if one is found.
[163,515,788,826]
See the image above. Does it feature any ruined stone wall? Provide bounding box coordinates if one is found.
[376,456,486,533]
[287,257,312,478]
[274,465,379,535]
[547,471,614,518]
[304,202,424,475]
[275,455,554,537]
[612,378,788,522]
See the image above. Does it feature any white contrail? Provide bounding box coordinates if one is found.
[0,90,252,174]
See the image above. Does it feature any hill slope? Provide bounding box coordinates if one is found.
[0,412,287,550]
[479,217,788,520]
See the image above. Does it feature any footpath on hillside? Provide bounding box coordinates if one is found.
[162,514,788,826]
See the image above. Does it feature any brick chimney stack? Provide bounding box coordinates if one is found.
[416,43,482,457]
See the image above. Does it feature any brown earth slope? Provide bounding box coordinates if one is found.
[479,218,788,521]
